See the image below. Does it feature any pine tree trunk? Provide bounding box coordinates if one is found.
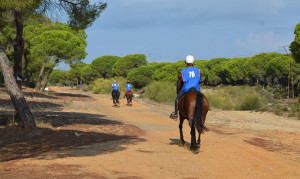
[24,51,29,85]
[36,60,47,89]
[41,67,53,91]
[41,59,59,91]
[13,10,24,89]
[0,42,36,129]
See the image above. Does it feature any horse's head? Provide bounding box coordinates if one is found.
[177,73,183,94]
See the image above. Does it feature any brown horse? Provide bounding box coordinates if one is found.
[126,91,133,106]
[177,74,209,153]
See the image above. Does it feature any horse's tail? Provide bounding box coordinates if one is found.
[194,92,208,133]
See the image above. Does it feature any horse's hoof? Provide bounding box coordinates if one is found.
[192,149,199,154]
[180,140,185,146]
[190,146,199,154]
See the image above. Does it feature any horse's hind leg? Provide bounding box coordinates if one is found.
[196,133,201,148]
[179,116,185,146]
[190,120,198,153]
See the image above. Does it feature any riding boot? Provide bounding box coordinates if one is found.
[170,100,178,121]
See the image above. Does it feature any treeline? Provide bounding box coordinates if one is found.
[0,0,106,128]
[46,52,299,97]
[0,16,88,90]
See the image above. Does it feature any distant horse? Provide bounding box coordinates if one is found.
[125,91,133,106]
[177,74,209,153]
[112,90,120,107]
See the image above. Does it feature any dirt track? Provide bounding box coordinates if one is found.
[0,87,300,178]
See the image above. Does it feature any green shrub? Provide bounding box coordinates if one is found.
[152,63,183,84]
[292,103,300,113]
[91,55,120,78]
[273,104,288,116]
[240,94,263,110]
[112,54,147,77]
[274,108,284,116]
[205,93,234,110]
[259,105,269,112]
[88,77,132,95]
[143,81,176,104]
[127,66,154,89]
[274,92,282,99]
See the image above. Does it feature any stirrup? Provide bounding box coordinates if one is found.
[170,112,178,121]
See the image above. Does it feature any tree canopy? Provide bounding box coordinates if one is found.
[112,54,147,77]
[290,23,300,63]
[29,23,87,63]
[91,55,120,78]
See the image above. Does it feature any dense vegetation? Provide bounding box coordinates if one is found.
[0,5,299,120]
[0,0,106,128]
[45,52,299,96]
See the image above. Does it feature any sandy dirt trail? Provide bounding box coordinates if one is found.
[1,87,300,179]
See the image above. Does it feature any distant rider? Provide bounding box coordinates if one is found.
[170,55,202,120]
[124,80,132,98]
[112,80,120,99]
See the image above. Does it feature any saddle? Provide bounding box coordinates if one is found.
[188,88,198,92]
[179,88,199,102]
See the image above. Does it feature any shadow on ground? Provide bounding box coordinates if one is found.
[49,91,93,101]
[0,99,63,111]
[23,91,59,99]
[33,111,119,127]
[169,138,190,146]
[0,126,145,162]
[0,109,145,162]
[0,110,120,127]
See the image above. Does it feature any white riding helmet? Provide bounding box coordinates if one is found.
[185,55,194,64]
[114,80,116,83]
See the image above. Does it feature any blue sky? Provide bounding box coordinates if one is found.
[63,0,300,67]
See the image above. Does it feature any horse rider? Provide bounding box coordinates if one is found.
[124,80,132,98]
[170,55,202,120]
[112,80,120,99]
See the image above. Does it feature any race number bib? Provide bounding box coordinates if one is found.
[189,71,195,78]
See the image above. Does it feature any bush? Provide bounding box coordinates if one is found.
[88,77,132,95]
[152,63,183,84]
[127,66,154,89]
[112,54,147,77]
[204,85,266,110]
[240,94,263,110]
[91,55,120,78]
[272,104,289,116]
[49,70,68,86]
[292,103,300,113]
[205,93,234,110]
[259,105,269,112]
[274,105,285,116]
[143,81,176,104]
